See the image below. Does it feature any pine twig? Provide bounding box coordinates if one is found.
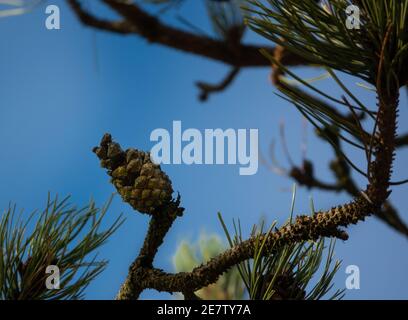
[67,0,309,68]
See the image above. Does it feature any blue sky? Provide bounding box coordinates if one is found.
[0,0,407,299]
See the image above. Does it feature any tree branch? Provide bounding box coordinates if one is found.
[269,45,408,239]
[196,67,240,101]
[115,200,183,300]
[284,126,408,238]
[67,0,309,68]
[98,80,397,297]
[396,133,408,148]
[84,1,402,299]
[67,0,136,34]
[289,160,342,192]
[116,81,397,297]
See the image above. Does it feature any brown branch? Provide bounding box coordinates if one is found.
[92,134,355,299]
[107,79,397,295]
[116,76,397,297]
[82,0,402,299]
[94,67,397,298]
[119,198,365,295]
[196,67,240,101]
[396,134,408,148]
[289,160,342,192]
[270,45,408,239]
[114,35,399,299]
[285,126,408,238]
[67,0,309,68]
[115,200,183,300]
[67,0,136,34]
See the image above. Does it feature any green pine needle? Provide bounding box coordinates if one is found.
[0,194,124,300]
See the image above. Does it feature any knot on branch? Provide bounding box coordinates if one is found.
[289,160,314,189]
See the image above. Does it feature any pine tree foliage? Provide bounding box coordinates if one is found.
[206,0,246,41]
[1,0,407,300]
[247,0,408,84]
[0,195,123,300]
[218,187,344,300]
[35,0,408,299]
[247,0,407,178]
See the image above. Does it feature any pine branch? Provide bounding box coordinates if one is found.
[258,0,408,238]
[219,214,344,300]
[196,67,240,101]
[396,133,408,148]
[289,160,343,192]
[282,127,408,238]
[173,233,245,299]
[100,0,404,299]
[94,106,391,297]
[115,201,183,300]
[67,0,309,67]
[0,195,123,300]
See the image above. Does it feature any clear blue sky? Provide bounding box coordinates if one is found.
[0,0,407,299]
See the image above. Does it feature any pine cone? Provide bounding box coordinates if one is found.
[93,133,174,215]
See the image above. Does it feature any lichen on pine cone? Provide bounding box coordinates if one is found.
[93,133,173,215]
